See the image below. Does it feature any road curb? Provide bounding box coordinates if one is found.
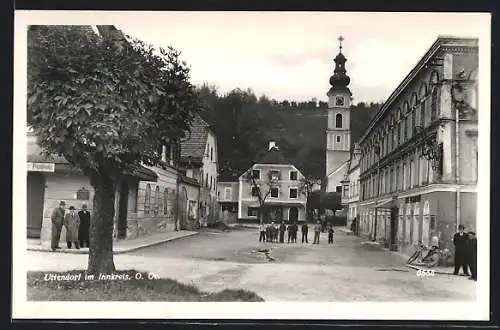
[405,264,455,275]
[27,232,199,255]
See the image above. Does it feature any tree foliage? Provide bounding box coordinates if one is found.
[28,25,200,273]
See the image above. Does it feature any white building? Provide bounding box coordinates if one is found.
[238,142,307,223]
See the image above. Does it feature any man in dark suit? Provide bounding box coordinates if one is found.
[301,221,309,243]
[50,200,66,251]
[78,203,91,248]
[467,231,477,281]
[453,225,470,276]
[279,221,286,243]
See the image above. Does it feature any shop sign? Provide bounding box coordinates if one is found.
[27,162,55,172]
[76,187,90,200]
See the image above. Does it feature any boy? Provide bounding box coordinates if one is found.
[328,225,335,244]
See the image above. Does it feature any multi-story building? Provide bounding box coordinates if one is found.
[180,114,219,227]
[238,142,307,223]
[340,143,361,229]
[357,36,478,255]
[27,126,182,244]
[217,181,239,224]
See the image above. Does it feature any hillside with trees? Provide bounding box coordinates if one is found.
[196,84,382,183]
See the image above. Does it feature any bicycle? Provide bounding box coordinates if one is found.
[407,244,444,267]
[407,243,429,265]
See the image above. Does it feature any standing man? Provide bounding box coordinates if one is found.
[453,225,470,276]
[50,200,66,251]
[467,231,477,281]
[279,221,286,243]
[258,222,266,242]
[78,203,91,248]
[301,221,309,243]
[313,221,321,244]
[64,206,80,249]
[293,223,298,243]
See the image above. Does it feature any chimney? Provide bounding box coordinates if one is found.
[268,141,278,151]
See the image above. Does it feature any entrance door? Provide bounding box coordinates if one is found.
[27,172,45,238]
[289,207,299,223]
[390,207,398,248]
[117,181,129,239]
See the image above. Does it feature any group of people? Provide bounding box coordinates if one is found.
[453,224,477,281]
[259,220,335,245]
[50,200,91,251]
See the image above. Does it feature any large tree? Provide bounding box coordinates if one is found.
[243,169,279,224]
[28,25,200,274]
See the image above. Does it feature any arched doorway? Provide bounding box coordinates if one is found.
[289,207,298,223]
[27,172,45,238]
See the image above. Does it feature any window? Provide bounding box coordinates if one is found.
[205,173,208,187]
[252,170,260,179]
[336,135,341,143]
[209,176,212,190]
[335,113,343,128]
[431,88,439,120]
[290,171,298,180]
[248,207,259,217]
[251,186,259,197]
[270,170,280,181]
[289,188,298,199]
[224,187,232,200]
[411,110,416,136]
[336,185,342,193]
[144,184,151,215]
[271,187,279,198]
[210,147,213,161]
[395,166,400,191]
[163,188,168,214]
[154,186,160,215]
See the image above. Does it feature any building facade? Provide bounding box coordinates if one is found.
[341,144,361,229]
[326,37,353,194]
[217,181,239,224]
[238,142,307,223]
[357,36,478,255]
[180,114,219,227]
[26,128,184,244]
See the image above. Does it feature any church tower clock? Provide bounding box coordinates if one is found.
[326,36,352,183]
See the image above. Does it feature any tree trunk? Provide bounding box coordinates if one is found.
[87,174,117,274]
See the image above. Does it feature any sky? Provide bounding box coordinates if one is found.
[23,11,490,105]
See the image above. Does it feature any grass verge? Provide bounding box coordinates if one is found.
[27,270,264,302]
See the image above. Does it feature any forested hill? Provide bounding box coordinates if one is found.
[196,85,381,182]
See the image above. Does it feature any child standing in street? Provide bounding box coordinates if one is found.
[328,226,335,244]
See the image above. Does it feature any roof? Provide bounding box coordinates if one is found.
[358,36,478,145]
[179,175,200,186]
[180,115,211,163]
[27,132,157,182]
[326,160,349,179]
[256,146,292,165]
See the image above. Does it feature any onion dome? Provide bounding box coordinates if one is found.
[328,36,351,95]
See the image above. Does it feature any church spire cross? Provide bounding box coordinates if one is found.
[338,35,344,52]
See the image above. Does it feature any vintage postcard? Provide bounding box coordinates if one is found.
[13,11,491,320]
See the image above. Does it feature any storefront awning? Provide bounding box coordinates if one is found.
[264,200,306,207]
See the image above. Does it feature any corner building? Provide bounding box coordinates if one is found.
[358,37,478,256]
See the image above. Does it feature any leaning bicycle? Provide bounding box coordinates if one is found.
[407,243,444,268]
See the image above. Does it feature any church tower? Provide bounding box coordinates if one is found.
[326,36,352,191]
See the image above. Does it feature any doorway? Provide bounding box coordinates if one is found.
[289,207,299,223]
[117,181,129,239]
[27,172,45,238]
[390,207,398,249]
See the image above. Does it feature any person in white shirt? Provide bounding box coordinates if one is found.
[259,223,266,242]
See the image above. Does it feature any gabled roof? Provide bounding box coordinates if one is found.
[256,146,291,165]
[180,115,211,163]
[326,160,349,179]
